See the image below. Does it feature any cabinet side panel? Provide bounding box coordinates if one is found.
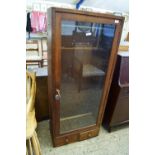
[47,8,55,140]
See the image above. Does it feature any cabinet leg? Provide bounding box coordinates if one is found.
[108,127,111,132]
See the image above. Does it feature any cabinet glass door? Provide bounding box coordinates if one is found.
[60,20,116,134]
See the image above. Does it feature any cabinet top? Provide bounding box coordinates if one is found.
[48,7,124,21]
[118,51,129,57]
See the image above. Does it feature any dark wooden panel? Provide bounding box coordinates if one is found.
[103,52,129,131]
[35,76,49,121]
[119,87,129,97]
[29,67,49,121]
[110,96,129,126]
[119,56,129,86]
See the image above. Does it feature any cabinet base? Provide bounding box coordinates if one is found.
[52,127,99,147]
[104,121,129,132]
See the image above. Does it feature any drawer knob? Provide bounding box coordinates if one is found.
[88,133,92,137]
[65,138,69,143]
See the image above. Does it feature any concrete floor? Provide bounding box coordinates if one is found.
[36,120,129,155]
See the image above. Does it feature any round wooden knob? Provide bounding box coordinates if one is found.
[65,138,69,143]
[88,133,91,137]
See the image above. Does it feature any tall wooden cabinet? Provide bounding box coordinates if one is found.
[103,52,129,131]
[47,7,124,146]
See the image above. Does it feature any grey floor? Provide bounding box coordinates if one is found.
[37,120,129,155]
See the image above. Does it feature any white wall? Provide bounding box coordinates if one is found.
[27,0,128,13]
[82,0,128,13]
[26,0,129,41]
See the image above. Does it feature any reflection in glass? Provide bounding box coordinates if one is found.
[60,20,116,133]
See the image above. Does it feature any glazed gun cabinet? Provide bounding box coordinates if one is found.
[47,7,124,147]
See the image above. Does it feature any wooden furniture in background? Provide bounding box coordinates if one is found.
[118,32,129,51]
[103,51,129,132]
[33,67,49,121]
[26,40,43,68]
[27,67,49,121]
[118,42,129,51]
[41,38,48,66]
[26,71,42,155]
[125,32,129,41]
[47,7,124,146]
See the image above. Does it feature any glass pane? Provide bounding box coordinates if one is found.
[60,20,116,134]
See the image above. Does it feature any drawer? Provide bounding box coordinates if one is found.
[110,96,129,125]
[119,87,129,97]
[79,128,99,141]
[54,134,78,146]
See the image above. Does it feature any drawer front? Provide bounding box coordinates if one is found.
[79,128,99,141]
[111,96,129,125]
[119,87,129,97]
[54,128,99,146]
[54,134,78,146]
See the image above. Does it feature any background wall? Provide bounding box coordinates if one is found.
[26,0,129,41]
[27,0,128,13]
